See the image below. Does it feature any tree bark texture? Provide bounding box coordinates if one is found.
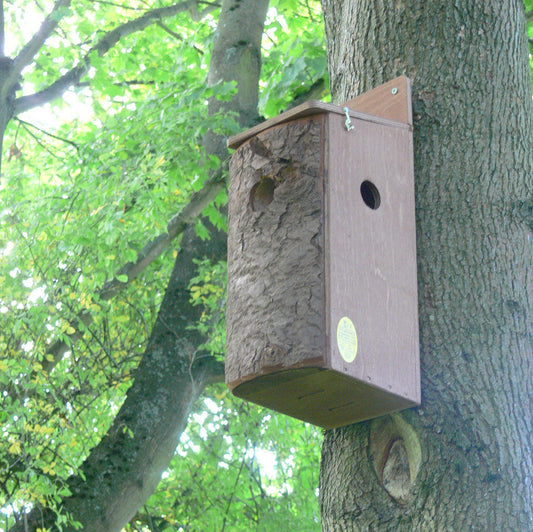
[319,1,533,530]
[0,55,17,176]
[205,0,269,159]
[226,117,325,386]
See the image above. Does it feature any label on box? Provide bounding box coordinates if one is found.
[336,317,358,363]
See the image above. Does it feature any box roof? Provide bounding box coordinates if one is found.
[227,100,410,150]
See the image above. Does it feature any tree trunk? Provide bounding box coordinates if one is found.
[319,1,533,530]
[0,56,16,176]
[204,0,269,158]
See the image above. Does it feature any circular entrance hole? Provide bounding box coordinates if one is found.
[360,180,381,210]
[250,177,275,212]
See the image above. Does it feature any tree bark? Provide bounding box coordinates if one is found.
[0,57,16,176]
[204,0,269,158]
[319,1,533,530]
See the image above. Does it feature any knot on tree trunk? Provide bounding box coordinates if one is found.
[369,414,421,505]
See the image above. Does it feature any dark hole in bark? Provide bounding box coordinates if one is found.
[360,180,381,210]
[250,177,275,212]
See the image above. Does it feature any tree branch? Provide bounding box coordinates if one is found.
[156,20,185,41]
[286,78,326,110]
[100,173,225,300]
[93,0,142,10]
[39,171,226,376]
[156,20,206,54]
[14,0,219,115]
[7,0,71,89]
[526,9,533,23]
[0,0,5,57]
[15,117,79,149]
[76,79,156,88]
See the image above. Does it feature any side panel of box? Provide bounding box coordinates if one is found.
[325,114,420,404]
[226,116,327,389]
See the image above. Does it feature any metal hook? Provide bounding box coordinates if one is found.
[343,107,354,131]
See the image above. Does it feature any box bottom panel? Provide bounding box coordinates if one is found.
[232,367,418,429]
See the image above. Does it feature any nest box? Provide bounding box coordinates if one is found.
[225,77,420,429]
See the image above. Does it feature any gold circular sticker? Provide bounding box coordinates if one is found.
[336,317,358,363]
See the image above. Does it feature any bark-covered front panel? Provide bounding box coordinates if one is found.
[226,116,326,387]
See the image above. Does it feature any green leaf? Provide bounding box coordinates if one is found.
[50,6,72,22]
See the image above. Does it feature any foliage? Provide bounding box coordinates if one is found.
[188,258,227,358]
[128,390,321,531]
[259,0,328,116]
[0,0,327,529]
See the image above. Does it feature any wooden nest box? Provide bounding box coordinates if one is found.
[225,77,420,429]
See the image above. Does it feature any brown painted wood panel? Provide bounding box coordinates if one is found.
[325,113,420,404]
[233,368,417,429]
[342,76,412,126]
